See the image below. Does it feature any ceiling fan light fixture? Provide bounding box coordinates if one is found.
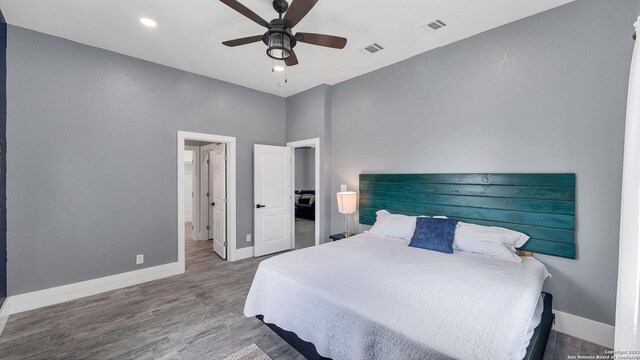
[267,32,292,60]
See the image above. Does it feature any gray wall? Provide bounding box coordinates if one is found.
[295,148,315,190]
[6,26,286,295]
[328,0,636,325]
[286,85,332,241]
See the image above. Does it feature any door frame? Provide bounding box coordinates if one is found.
[177,131,237,272]
[286,138,321,248]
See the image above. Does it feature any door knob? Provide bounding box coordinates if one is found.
[256,204,266,208]
[211,202,215,206]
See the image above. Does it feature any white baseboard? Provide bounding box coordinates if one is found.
[235,246,254,261]
[8,262,183,314]
[0,298,10,337]
[553,309,614,348]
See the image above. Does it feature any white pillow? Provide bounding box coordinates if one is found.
[369,210,416,240]
[454,236,522,263]
[454,222,529,251]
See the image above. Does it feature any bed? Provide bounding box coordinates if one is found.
[245,173,575,360]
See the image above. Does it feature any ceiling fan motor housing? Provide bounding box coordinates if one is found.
[263,19,296,46]
[263,18,297,60]
[273,0,289,14]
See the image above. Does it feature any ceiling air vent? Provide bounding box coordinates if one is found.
[361,43,384,56]
[423,20,447,32]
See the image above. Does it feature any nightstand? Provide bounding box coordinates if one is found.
[330,233,353,241]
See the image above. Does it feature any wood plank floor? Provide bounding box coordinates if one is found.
[0,227,609,360]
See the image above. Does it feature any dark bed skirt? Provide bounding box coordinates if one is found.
[523,292,554,360]
[257,292,554,360]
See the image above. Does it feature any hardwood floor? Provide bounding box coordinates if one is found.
[0,225,609,360]
[0,229,302,360]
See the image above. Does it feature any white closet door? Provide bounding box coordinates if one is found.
[253,145,292,257]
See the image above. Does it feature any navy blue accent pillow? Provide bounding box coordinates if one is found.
[409,217,459,254]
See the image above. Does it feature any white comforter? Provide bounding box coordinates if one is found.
[244,232,549,360]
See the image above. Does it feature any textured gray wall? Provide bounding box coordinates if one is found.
[6,26,286,295]
[329,0,635,325]
[286,85,331,241]
[295,148,315,190]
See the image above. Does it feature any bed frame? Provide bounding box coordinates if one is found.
[258,173,575,359]
[258,292,554,360]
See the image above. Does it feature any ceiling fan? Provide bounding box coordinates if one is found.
[219,0,347,66]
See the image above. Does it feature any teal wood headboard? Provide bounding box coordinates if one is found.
[359,173,576,259]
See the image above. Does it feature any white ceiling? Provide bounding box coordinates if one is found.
[0,0,574,97]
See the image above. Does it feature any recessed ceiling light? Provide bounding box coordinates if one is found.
[273,65,285,72]
[140,18,157,28]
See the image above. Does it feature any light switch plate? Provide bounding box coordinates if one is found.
[340,184,347,192]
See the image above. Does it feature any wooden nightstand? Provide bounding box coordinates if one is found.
[330,233,353,241]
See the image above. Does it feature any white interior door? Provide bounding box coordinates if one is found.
[211,144,227,259]
[254,144,292,257]
[208,151,214,241]
[198,144,217,241]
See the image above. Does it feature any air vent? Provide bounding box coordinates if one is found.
[361,43,384,56]
[423,19,447,32]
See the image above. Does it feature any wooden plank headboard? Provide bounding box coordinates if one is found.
[359,173,576,259]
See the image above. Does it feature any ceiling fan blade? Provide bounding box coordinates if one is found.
[222,35,264,47]
[219,0,269,27]
[295,32,347,49]
[285,50,299,66]
[283,0,319,28]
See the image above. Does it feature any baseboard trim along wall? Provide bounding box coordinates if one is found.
[0,299,10,337]
[552,309,614,348]
[235,246,254,261]
[8,262,183,314]
[7,247,253,316]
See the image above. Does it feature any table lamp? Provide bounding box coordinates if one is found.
[336,191,357,237]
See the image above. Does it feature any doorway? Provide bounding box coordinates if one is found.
[187,142,227,262]
[287,138,320,250]
[293,147,316,250]
[177,131,238,273]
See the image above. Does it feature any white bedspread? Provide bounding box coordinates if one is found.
[244,232,549,360]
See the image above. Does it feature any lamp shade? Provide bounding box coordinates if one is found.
[336,191,357,214]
